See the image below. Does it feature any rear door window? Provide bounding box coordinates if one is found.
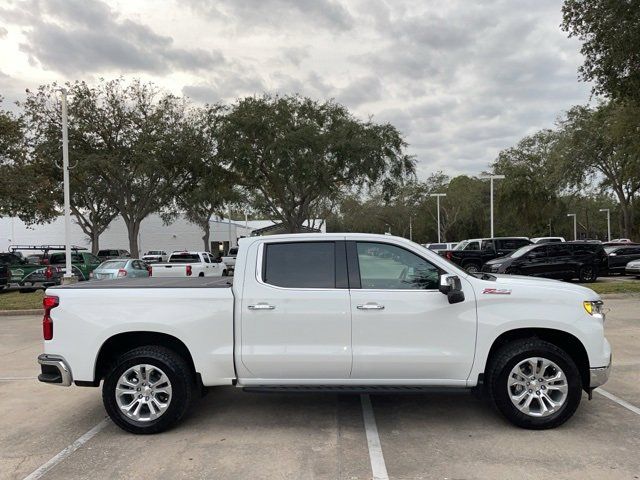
[263,242,336,288]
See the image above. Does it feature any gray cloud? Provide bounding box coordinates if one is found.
[188,0,354,32]
[2,0,224,74]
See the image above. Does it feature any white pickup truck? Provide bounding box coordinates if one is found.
[151,251,228,278]
[38,233,611,434]
[221,247,238,272]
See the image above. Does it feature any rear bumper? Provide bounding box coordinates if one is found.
[37,354,73,386]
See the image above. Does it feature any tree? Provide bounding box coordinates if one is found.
[22,79,198,256]
[562,0,640,101]
[217,95,415,233]
[492,130,563,235]
[555,102,640,237]
[0,98,59,224]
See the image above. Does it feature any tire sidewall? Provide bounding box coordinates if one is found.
[492,346,582,429]
[103,351,191,434]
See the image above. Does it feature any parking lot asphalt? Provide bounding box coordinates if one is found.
[1,297,639,480]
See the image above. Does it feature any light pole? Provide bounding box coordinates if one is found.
[567,213,577,241]
[479,174,505,238]
[60,89,73,283]
[430,193,446,243]
[599,208,611,242]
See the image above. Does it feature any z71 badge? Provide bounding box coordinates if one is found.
[482,288,512,295]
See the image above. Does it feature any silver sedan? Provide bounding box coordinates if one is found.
[92,259,150,280]
[625,259,640,278]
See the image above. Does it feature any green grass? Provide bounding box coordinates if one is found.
[579,280,640,294]
[0,290,44,310]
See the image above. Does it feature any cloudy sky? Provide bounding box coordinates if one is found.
[0,0,592,178]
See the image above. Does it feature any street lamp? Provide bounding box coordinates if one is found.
[599,208,611,242]
[567,213,577,241]
[479,174,505,238]
[430,193,446,243]
[59,89,73,283]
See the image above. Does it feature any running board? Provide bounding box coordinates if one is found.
[242,385,473,395]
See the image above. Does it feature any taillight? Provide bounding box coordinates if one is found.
[44,266,53,279]
[446,251,452,260]
[186,265,192,276]
[42,295,59,340]
[147,265,152,276]
[117,269,127,277]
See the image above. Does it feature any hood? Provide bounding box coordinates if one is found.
[490,274,599,298]
[484,256,514,266]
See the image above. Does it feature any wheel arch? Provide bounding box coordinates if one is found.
[484,328,591,390]
[89,331,197,387]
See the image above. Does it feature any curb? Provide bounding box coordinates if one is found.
[0,309,42,317]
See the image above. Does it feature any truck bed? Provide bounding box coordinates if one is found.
[51,277,233,289]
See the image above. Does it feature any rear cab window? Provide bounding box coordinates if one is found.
[262,242,341,288]
[169,253,200,263]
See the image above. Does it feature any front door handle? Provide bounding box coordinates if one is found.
[357,303,385,310]
[248,303,276,310]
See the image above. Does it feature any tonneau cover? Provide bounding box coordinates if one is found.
[51,276,233,289]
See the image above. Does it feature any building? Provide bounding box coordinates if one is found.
[0,215,326,256]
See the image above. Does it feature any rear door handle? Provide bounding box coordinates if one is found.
[248,303,276,310]
[357,303,385,310]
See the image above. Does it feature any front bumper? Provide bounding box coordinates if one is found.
[590,356,612,389]
[37,354,73,386]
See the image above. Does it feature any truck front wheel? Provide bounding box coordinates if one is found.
[102,346,194,434]
[487,339,582,429]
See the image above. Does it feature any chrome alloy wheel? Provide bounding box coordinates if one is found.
[507,357,568,418]
[115,364,172,422]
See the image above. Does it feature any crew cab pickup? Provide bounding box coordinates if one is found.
[442,237,532,273]
[151,251,228,278]
[38,233,611,434]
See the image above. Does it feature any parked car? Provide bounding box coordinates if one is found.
[625,259,640,278]
[609,238,633,244]
[142,250,168,263]
[423,242,458,252]
[97,249,131,261]
[482,241,607,282]
[221,247,238,271]
[441,237,532,273]
[151,251,228,278]
[0,252,45,284]
[93,259,151,280]
[39,233,611,434]
[0,264,8,291]
[18,251,103,289]
[605,245,640,274]
[530,237,565,244]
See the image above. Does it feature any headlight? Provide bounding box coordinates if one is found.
[491,263,502,268]
[583,300,604,316]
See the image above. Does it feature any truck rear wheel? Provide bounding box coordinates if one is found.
[102,346,194,434]
[487,339,582,429]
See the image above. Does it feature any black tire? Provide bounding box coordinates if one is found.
[578,265,597,283]
[102,346,194,434]
[198,272,205,277]
[465,263,480,274]
[487,339,582,430]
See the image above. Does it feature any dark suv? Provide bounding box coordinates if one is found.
[604,245,640,274]
[482,241,607,282]
[441,237,532,273]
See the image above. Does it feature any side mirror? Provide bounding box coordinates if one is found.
[439,274,465,304]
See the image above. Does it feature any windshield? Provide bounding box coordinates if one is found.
[454,241,469,251]
[510,244,539,259]
[604,246,618,254]
[99,260,127,269]
[169,253,200,262]
[147,251,163,255]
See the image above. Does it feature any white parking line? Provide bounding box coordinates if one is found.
[0,376,37,380]
[360,394,389,480]
[596,388,640,416]
[22,418,110,480]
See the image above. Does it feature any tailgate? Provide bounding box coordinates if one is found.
[151,264,186,277]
